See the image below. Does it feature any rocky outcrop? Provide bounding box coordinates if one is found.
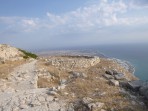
[127,80,148,100]
[140,85,148,99]
[45,56,100,69]
[0,44,24,62]
[103,70,126,81]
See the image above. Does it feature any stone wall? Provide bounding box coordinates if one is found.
[46,56,100,69]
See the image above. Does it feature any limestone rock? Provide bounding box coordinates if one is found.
[31,100,41,107]
[88,102,104,110]
[127,80,144,90]
[48,91,58,96]
[110,79,119,86]
[103,74,114,80]
[139,85,148,99]
[82,97,93,104]
[70,71,87,78]
[0,44,24,61]
[105,70,118,75]
[114,73,125,80]
[60,79,67,85]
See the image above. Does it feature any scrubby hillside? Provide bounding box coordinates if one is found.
[37,56,146,111]
[0,44,37,63]
[0,44,37,79]
[0,45,147,111]
[0,44,24,62]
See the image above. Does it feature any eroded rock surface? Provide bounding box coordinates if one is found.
[0,44,23,62]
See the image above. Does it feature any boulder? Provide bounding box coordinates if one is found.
[88,102,104,110]
[70,71,87,78]
[114,73,125,80]
[81,73,87,78]
[103,74,114,80]
[48,91,58,96]
[60,79,67,85]
[105,70,114,75]
[139,84,148,99]
[105,70,118,75]
[110,79,119,86]
[127,80,144,91]
[82,97,104,110]
[82,97,93,104]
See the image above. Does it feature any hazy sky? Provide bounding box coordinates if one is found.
[0,0,148,50]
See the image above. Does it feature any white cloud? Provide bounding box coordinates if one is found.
[22,19,36,27]
[0,0,148,35]
[1,0,148,49]
[45,0,148,33]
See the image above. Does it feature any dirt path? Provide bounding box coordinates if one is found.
[8,60,38,90]
[0,60,67,111]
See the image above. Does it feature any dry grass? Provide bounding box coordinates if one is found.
[37,57,146,111]
[37,59,69,88]
[37,76,59,88]
[0,60,26,79]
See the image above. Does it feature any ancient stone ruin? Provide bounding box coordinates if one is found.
[45,56,100,69]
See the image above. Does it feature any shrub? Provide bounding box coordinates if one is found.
[19,49,38,59]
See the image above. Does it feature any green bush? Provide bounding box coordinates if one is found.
[19,49,38,59]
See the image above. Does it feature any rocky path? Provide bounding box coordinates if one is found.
[8,60,38,90]
[0,60,68,111]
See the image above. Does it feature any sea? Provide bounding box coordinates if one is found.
[37,43,148,80]
[94,43,148,81]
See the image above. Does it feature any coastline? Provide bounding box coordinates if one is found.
[37,49,136,78]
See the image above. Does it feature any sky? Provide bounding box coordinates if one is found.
[0,0,148,50]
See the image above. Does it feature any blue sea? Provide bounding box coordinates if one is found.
[85,43,148,80]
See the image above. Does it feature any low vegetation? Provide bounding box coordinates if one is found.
[19,49,38,59]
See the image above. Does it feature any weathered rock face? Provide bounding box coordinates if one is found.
[140,85,148,99]
[0,44,23,62]
[46,56,100,69]
[127,80,148,100]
